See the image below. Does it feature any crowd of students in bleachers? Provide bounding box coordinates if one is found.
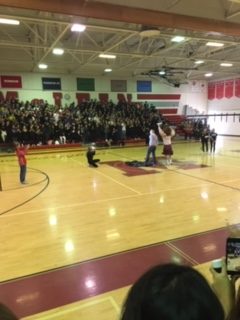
[0,99,163,146]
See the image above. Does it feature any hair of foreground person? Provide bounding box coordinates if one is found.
[0,303,18,320]
[120,263,225,320]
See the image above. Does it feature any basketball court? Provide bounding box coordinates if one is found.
[1,137,240,319]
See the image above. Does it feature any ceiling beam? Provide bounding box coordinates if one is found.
[1,0,240,36]
[35,24,70,70]
[226,9,240,19]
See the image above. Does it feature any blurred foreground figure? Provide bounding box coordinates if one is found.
[0,303,18,320]
[120,263,225,320]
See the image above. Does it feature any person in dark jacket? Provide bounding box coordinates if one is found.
[86,143,100,167]
[201,127,210,152]
[210,128,217,153]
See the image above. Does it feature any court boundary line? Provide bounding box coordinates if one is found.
[166,242,199,265]
[3,181,209,217]
[92,169,142,195]
[0,167,50,216]
[24,297,117,320]
[0,224,232,284]
[167,166,240,192]
[97,148,240,194]
[70,157,142,195]
[109,296,121,314]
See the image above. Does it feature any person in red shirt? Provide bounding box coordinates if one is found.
[16,142,29,184]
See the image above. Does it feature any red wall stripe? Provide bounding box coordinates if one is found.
[137,94,181,100]
[158,109,178,114]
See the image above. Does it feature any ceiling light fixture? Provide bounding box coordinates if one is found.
[195,60,204,64]
[220,62,233,67]
[206,42,224,47]
[53,48,64,55]
[71,24,86,32]
[139,28,160,37]
[38,63,48,69]
[205,73,213,77]
[0,18,20,25]
[159,71,166,75]
[99,53,116,59]
[104,68,112,72]
[171,36,185,43]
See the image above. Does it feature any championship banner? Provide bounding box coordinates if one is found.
[53,92,62,106]
[76,93,90,103]
[208,82,215,100]
[224,80,234,99]
[234,79,240,98]
[215,81,224,100]
[111,80,127,92]
[77,78,95,91]
[1,75,22,88]
[42,77,61,90]
[137,80,152,92]
[99,93,108,103]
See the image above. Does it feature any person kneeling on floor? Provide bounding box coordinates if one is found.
[86,143,100,167]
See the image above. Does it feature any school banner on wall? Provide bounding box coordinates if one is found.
[224,80,234,99]
[111,80,127,92]
[137,80,152,92]
[42,77,61,90]
[234,79,240,98]
[216,81,224,99]
[77,78,95,91]
[208,82,215,100]
[1,75,22,88]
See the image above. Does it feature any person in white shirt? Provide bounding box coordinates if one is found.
[158,123,175,165]
[145,129,158,166]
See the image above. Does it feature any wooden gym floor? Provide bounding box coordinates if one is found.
[1,136,240,319]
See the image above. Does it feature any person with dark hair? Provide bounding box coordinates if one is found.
[158,123,175,165]
[15,142,29,184]
[0,303,18,320]
[120,263,225,320]
[86,143,100,168]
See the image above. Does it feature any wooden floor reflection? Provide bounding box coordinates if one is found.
[1,137,240,318]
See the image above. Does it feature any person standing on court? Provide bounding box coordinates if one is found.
[201,127,210,152]
[210,128,217,153]
[16,142,29,184]
[157,123,175,165]
[145,129,158,166]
